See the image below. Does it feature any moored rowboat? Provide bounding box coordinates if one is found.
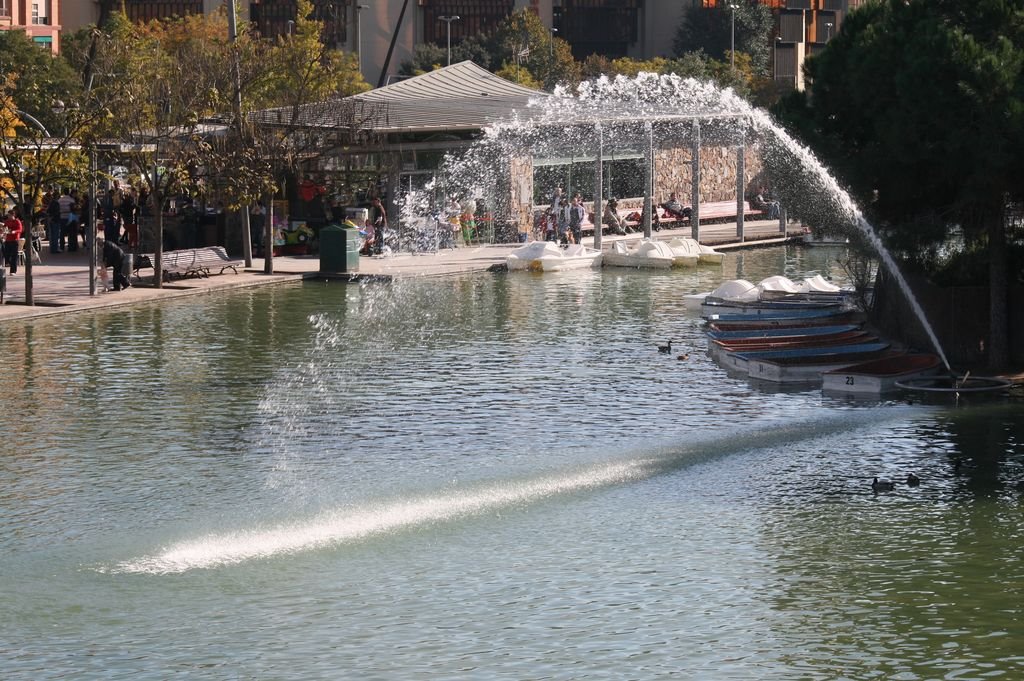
[718,341,890,375]
[709,330,874,359]
[705,323,863,341]
[821,353,944,395]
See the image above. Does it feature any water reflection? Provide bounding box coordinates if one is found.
[1,244,1022,678]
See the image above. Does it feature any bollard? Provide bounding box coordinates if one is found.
[0,266,6,304]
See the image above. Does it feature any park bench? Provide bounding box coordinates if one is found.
[135,247,244,282]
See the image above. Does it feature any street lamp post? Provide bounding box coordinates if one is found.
[825,22,833,42]
[773,36,781,82]
[550,27,558,60]
[729,3,739,72]
[357,5,369,74]
[439,15,459,66]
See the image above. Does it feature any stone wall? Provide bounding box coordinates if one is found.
[654,144,763,203]
[508,155,535,235]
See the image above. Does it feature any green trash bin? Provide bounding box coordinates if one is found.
[319,224,360,273]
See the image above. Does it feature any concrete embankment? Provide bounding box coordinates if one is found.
[0,219,800,323]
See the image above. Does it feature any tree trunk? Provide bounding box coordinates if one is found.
[21,197,33,306]
[153,189,163,288]
[988,214,1009,370]
[263,192,274,275]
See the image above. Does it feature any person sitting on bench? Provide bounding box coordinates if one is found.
[603,199,628,235]
[661,192,692,221]
[753,186,781,220]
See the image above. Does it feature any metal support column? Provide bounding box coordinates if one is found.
[690,120,701,241]
[736,141,746,241]
[594,125,603,251]
[89,150,97,296]
[643,121,653,239]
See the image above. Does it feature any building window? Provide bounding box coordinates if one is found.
[555,0,641,60]
[421,1,514,46]
[122,1,205,23]
[0,0,11,18]
[32,1,50,25]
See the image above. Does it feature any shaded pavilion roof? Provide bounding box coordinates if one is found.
[247,61,751,148]
[249,61,549,135]
[350,61,547,133]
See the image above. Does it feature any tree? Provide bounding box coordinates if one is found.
[773,0,1024,369]
[0,29,80,134]
[0,32,93,304]
[88,10,235,286]
[673,1,774,77]
[453,34,494,70]
[489,10,580,91]
[226,0,374,274]
[398,43,447,76]
[494,61,543,90]
[260,0,370,107]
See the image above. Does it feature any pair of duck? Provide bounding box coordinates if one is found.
[872,473,920,491]
[657,340,690,361]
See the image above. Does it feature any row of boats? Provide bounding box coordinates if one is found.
[696,277,944,395]
[506,238,724,272]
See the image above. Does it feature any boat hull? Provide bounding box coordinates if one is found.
[705,307,855,327]
[603,252,674,269]
[506,242,602,271]
[719,342,891,379]
[709,330,874,359]
[706,323,862,341]
[821,354,944,395]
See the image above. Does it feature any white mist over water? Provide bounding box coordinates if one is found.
[424,71,950,369]
[108,409,911,575]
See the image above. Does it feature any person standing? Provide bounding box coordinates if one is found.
[569,193,586,245]
[121,189,139,249]
[58,189,75,251]
[46,192,63,253]
[3,209,23,274]
[371,196,387,255]
[250,202,266,254]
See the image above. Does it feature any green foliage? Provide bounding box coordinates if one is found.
[453,34,494,70]
[261,0,370,106]
[489,10,580,91]
[494,61,542,90]
[400,33,494,76]
[399,43,447,76]
[673,1,774,77]
[774,0,1024,249]
[0,29,81,133]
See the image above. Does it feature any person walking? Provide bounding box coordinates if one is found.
[58,189,76,251]
[3,209,24,274]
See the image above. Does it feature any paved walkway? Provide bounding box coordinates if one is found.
[0,219,800,323]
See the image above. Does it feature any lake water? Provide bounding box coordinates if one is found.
[2,245,1022,679]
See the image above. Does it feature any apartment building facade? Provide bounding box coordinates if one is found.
[0,0,62,53]
[55,1,869,88]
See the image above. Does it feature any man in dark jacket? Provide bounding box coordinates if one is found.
[102,238,132,291]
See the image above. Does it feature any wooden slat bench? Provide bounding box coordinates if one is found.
[135,247,244,281]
